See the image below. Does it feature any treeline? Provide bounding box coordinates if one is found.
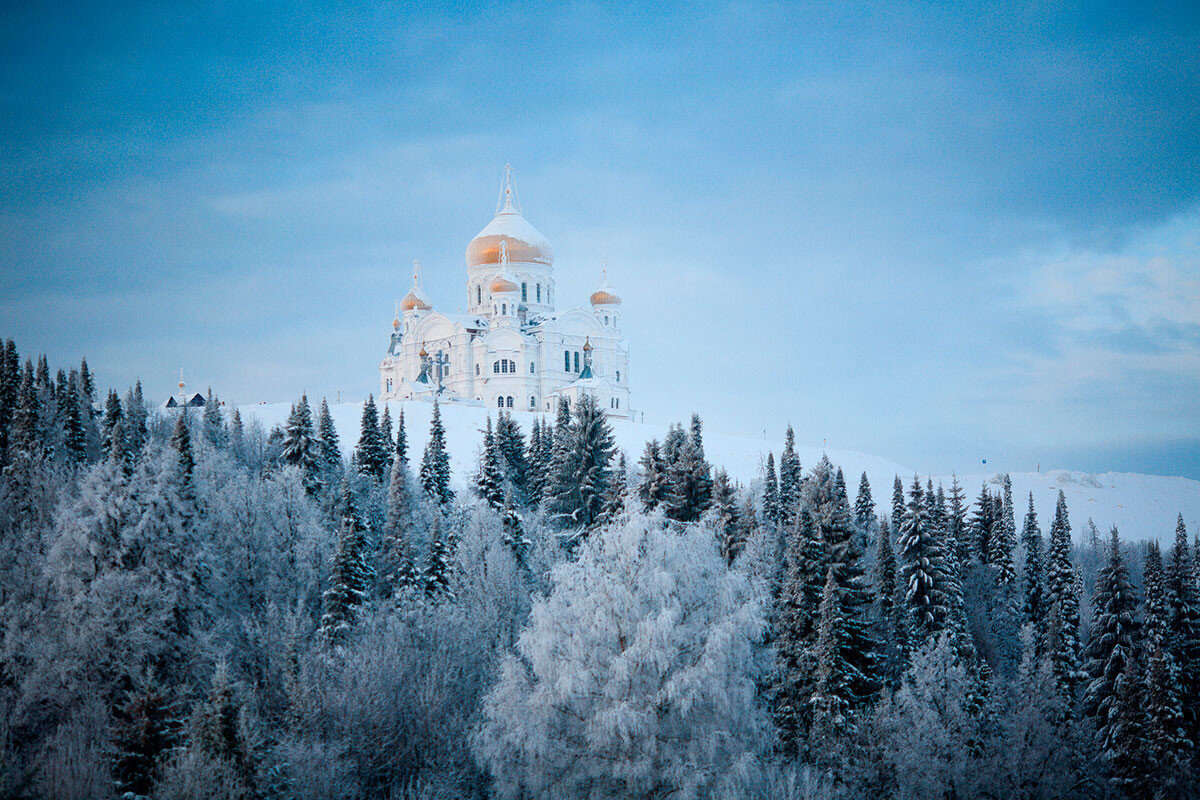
[0,339,1197,800]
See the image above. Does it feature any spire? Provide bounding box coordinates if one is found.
[412,258,422,288]
[496,163,521,215]
[392,300,400,329]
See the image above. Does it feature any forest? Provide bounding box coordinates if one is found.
[0,339,1197,800]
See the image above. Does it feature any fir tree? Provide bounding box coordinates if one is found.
[100,388,123,454]
[946,475,969,566]
[419,400,453,506]
[854,471,874,536]
[424,518,454,600]
[989,475,1017,584]
[202,388,227,448]
[169,409,195,499]
[810,568,854,751]
[60,376,86,464]
[546,393,614,534]
[316,397,342,478]
[280,394,321,494]
[774,508,824,756]
[379,403,394,473]
[891,475,905,540]
[600,452,628,527]
[1045,490,1084,698]
[495,411,528,498]
[1164,513,1200,749]
[112,681,185,797]
[191,661,255,791]
[778,424,801,525]
[712,468,743,565]
[476,416,505,511]
[1143,541,1169,649]
[1021,492,1047,648]
[381,452,418,597]
[969,484,994,564]
[354,394,388,481]
[525,420,548,500]
[1083,528,1139,752]
[1143,642,1190,794]
[898,476,948,643]
[0,339,17,461]
[763,452,780,525]
[1105,656,1153,799]
[501,490,532,567]
[321,480,373,642]
[873,522,906,686]
[663,414,713,523]
[395,408,408,470]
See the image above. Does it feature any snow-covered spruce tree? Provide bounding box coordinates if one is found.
[201,387,226,449]
[501,490,533,570]
[600,451,628,528]
[1021,491,1047,649]
[1144,541,1168,648]
[854,471,874,534]
[663,413,713,523]
[546,393,614,536]
[419,400,453,507]
[112,680,186,797]
[99,388,123,453]
[524,420,547,500]
[280,394,321,495]
[774,508,825,755]
[890,475,905,540]
[316,397,342,479]
[177,659,256,796]
[1082,527,1139,766]
[763,452,780,526]
[423,517,454,601]
[378,403,393,467]
[1165,513,1200,750]
[1104,655,1153,799]
[541,396,572,503]
[969,483,994,565]
[125,379,149,460]
[394,408,407,470]
[809,567,855,759]
[989,475,1017,585]
[321,480,372,644]
[495,411,527,499]
[1144,639,1190,796]
[1045,490,1085,698]
[806,457,880,709]
[946,475,969,567]
[60,376,86,465]
[636,438,668,512]
[778,424,801,525]
[353,394,388,482]
[475,416,504,511]
[712,467,744,565]
[873,520,907,686]
[475,511,771,799]
[379,450,418,598]
[898,476,948,643]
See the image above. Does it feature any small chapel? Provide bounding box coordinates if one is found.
[378,166,631,418]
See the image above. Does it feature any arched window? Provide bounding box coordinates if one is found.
[574,352,580,372]
[529,396,536,409]
[536,284,541,303]
[506,396,514,408]
[502,303,507,315]
[604,315,609,325]
[616,370,621,383]
[475,364,480,376]
[615,398,620,409]
[564,350,570,371]
[477,285,482,304]
[497,396,504,408]
[529,362,535,374]
[521,282,527,302]
[493,362,500,374]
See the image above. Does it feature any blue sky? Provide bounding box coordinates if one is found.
[2,1,1198,478]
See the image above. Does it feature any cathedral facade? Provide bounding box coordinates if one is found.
[379,167,631,418]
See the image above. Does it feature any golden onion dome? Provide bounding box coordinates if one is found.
[418,344,428,357]
[465,167,554,268]
[392,316,400,330]
[582,337,593,352]
[400,289,432,312]
[590,270,621,306]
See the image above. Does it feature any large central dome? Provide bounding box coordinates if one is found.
[465,168,554,268]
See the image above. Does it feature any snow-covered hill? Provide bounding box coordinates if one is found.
[240,400,1199,544]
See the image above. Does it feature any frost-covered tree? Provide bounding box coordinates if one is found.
[1021,492,1047,648]
[873,524,906,686]
[353,395,388,482]
[778,424,801,525]
[1083,527,1139,761]
[378,403,393,472]
[546,393,614,534]
[321,481,372,643]
[853,471,874,533]
[1164,513,1200,749]
[475,416,504,511]
[774,508,824,755]
[809,568,854,755]
[712,468,743,565]
[475,512,771,799]
[423,518,454,600]
[890,475,905,540]
[112,681,186,797]
[394,408,407,470]
[380,451,418,598]
[898,476,948,642]
[494,411,527,498]
[1046,490,1084,698]
[763,452,780,525]
[969,483,994,565]
[990,475,1017,584]
[946,476,969,567]
[525,419,549,500]
[663,414,713,523]
[201,388,227,449]
[281,394,321,495]
[316,397,342,478]
[419,400,453,507]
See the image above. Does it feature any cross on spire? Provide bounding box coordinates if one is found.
[496,163,521,215]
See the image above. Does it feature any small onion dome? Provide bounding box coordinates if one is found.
[401,287,432,311]
[590,270,622,306]
[418,344,428,357]
[582,337,593,352]
[392,316,400,330]
[490,270,520,294]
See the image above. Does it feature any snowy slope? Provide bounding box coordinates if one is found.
[240,400,1199,544]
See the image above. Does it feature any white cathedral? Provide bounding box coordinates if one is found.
[379,166,631,418]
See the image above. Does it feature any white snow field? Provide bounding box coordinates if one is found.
[241,399,1199,544]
